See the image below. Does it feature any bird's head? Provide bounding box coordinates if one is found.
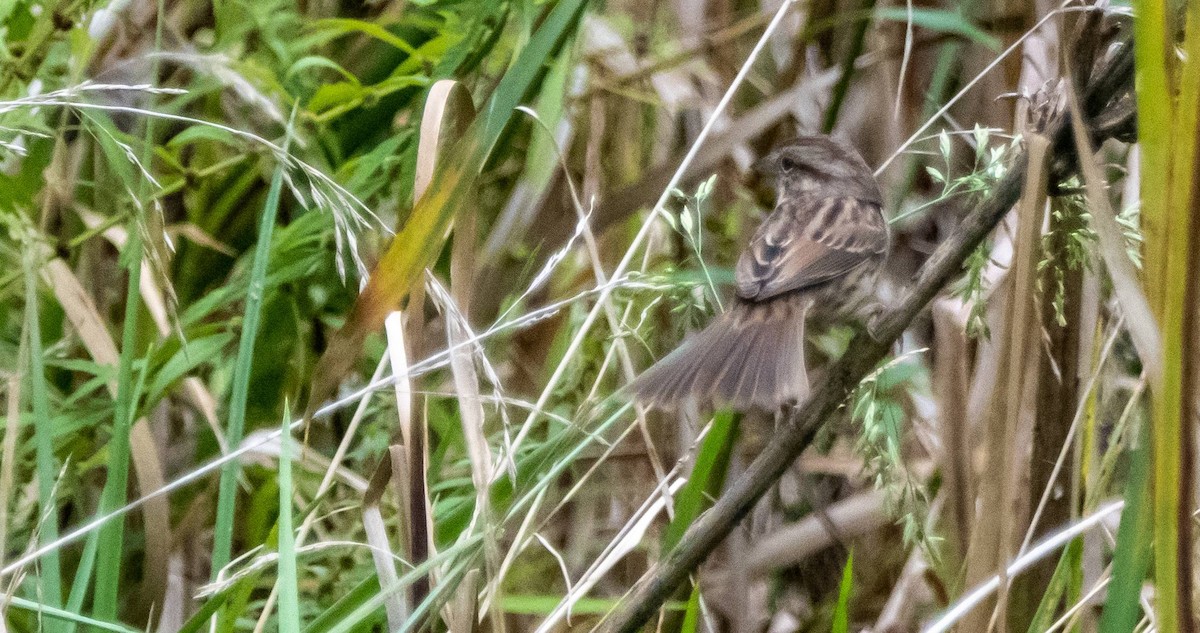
[755,134,882,203]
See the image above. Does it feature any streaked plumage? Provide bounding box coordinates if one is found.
[631,134,888,411]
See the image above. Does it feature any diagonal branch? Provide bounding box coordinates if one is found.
[593,36,1134,633]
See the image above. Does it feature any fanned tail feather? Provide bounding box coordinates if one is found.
[629,299,810,411]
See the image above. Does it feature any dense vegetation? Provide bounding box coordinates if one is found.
[0,0,1197,631]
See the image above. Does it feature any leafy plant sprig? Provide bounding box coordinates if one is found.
[664,174,722,310]
[850,350,940,557]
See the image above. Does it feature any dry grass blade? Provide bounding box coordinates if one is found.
[415,80,476,205]
[1065,88,1161,383]
[999,130,1051,631]
[384,312,434,609]
[961,130,1050,633]
[433,276,495,629]
[446,569,480,633]
[434,278,494,498]
[40,255,171,616]
[362,455,408,630]
[931,298,973,562]
[42,258,120,362]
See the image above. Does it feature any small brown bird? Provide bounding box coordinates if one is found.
[631,134,889,411]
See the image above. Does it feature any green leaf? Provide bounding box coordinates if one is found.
[309,18,425,58]
[307,81,365,114]
[285,55,360,84]
[478,0,588,160]
[874,7,1001,51]
[146,332,234,402]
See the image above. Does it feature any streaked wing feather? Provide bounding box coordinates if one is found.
[736,196,886,302]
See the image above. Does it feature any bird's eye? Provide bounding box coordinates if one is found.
[780,157,801,173]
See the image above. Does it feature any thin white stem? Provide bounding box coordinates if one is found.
[923,500,1123,633]
[504,0,802,464]
[875,2,1095,175]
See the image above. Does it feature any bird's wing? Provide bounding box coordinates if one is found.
[735,196,887,302]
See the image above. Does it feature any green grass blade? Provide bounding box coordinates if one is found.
[6,596,143,633]
[1132,0,1172,310]
[832,551,854,633]
[600,410,740,631]
[478,0,588,160]
[303,576,381,633]
[1132,1,1186,627]
[173,592,229,633]
[1099,428,1153,632]
[663,412,739,550]
[822,0,877,133]
[679,585,701,633]
[90,225,144,621]
[277,404,301,632]
[210,116,296,578]
[63,525,100,632]
[22,252,64,627]
[1024,538,1082,633]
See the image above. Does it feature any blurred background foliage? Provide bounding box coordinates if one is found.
[0,0,1195,631]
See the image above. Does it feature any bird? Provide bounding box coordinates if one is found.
[630,134,889,412]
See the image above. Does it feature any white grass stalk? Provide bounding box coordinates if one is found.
[923,500,1124,633]
[536,477,688,632]
[504,0,802,468]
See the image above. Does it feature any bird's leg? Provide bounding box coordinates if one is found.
[864,301,890,342]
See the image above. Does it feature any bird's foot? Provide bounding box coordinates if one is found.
[864,302,890,342]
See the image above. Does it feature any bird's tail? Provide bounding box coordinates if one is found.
[629,298,810,411]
